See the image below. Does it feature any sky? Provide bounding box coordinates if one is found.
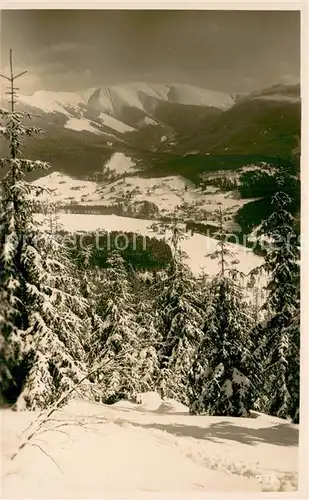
[0,10,300,96]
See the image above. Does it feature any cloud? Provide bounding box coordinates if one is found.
[40,42,96,57]
[0,69,42,102]
[281,74,300,85]
[244,77,257,84]
[207,21,219,31]
[50,68,93,90]
[0,11,300,95]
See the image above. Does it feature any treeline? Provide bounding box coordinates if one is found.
[199,162,300,244]
[148,153,290,184]
[68,231,172,271]
[238,163,299,200]
[200,177,238,192]
[60,200,159,218]
[199,160,299,200]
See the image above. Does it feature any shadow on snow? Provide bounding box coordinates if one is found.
[113,418,299,447]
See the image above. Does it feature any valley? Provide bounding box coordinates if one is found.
[0,80,300,260]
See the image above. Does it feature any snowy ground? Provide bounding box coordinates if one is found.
[95,175,249,214]
[32,172,99,204]
[1,393,299,498]
[201,164,271,185]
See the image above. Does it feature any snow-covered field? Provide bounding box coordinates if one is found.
[167,83,235,110]
[32,172,100,204]
[138,116,158,127]
[34,213,264,279]
[33,171,254,222]
[1,392,299,498]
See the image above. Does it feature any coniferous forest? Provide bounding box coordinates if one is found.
[0,57,300,427]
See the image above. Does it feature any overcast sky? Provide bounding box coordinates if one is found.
[0,10,300,96]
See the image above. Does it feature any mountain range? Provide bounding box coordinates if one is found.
[0,80,300,182]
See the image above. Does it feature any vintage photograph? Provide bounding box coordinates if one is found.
[0,8,301,496]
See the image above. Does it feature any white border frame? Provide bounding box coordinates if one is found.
[0,2,307,499]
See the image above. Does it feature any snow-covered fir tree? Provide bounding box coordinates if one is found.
[40,200,62,234]
[16,232,94,409]
[246,272,267,327]
[134,298,161,396]
[0,56,93,409]
[126,268,161,395]
[254,162,300,422]
[156,218,204,404]
[92,251,143,403]
[187,208,255,416]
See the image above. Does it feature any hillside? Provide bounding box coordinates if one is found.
[174,83,300,157]
[32,170,258,233]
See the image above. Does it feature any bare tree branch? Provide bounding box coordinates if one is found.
[12,347,134,462]
[13,71,28,80]
[27,443,64,474]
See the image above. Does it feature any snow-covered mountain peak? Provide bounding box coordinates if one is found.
[15,89,137,136]
[167,83,235,110]
[77,87,98,103]
[86,81,235,116]
[18,90,85,115]
[14,82,235,134]
[87,82,170,116]
[244,83,301,104]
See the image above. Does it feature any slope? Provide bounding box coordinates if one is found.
[86,82,234,121]
[1,393,299,497]
[175,83,300,157]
